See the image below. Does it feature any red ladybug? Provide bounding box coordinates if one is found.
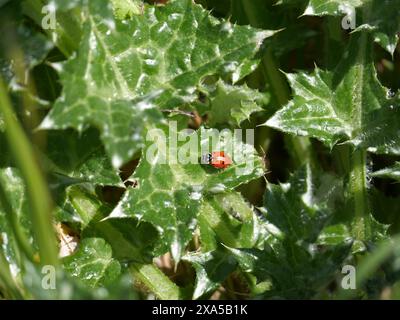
[202,151,232,169]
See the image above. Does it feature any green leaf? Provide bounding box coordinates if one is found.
[0,167,34,275]
[83,218,159,263]
[55,182,158,264]
[111,0,143,19]
[195,191,269,297]
[22,259,138,299]
[197,214,218,252]
[41,129,123,227]
[371,163,400,182]
[303,0,362,16]
[265,32,400,155]
[199,192,266,249]
[225,246,282,288]
[183,249,237,299]
[266,66,350,148]
[356,0,400,55]
[2,129,121,228]
[107,125,265,261]
[196,80,268,127]
[129,262,183,299]
[356,103,400,155]
[318,224,351,246]
[370,212,390,243]
[53,184,111,227]
[63,238,121,287]
[40,0,273,168]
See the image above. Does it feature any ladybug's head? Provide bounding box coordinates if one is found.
[201,153,212,164]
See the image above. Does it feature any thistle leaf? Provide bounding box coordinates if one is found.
[265,33,400,155]
[40,0,273,168]
[63,238,121,287]
[107,125,264,262]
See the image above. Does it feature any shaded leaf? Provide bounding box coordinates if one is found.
[371,162,400,182]
[355,0,400,55]
[22,0,83,57]
[0,1,54,108]
[42,129,122,187]
[183,249,236,299]
[1,129,122,231]
[0,0,10,8]
[228,240,352,298]
[231,0,316,64]
[262,165,336,242]
[196,80,268,127]
[83,218,159,264]
[298,0,400,55]
[264,24,317,58]
[0,133,11,166]
[186,191,267,299]
[199,192,267,249]
[0,5,54,83]
[55,183,158,264]
[223,165,352,298]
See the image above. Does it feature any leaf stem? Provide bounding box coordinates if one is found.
[323,16,343,68]
[349,149,370,242]
[0,78,58,266]
[261,49,289,106]
[347,4,373,243]
[130,263,183,300]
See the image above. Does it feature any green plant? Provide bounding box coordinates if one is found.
[0,0,399,300]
